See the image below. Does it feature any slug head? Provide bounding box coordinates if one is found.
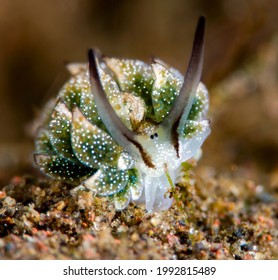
[88,16,206,177]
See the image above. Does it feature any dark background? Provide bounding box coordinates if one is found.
[0,0,277,186]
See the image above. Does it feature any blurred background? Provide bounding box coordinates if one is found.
[0,0,277,189]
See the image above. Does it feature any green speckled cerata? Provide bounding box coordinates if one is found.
[34,17,210,212]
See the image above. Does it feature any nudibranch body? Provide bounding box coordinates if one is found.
[34,17,210,212]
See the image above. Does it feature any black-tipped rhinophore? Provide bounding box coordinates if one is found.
[162,16,206,132]
[88,49,143,160]
[88,49,136,145]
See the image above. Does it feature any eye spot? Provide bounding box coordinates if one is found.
[150,133,158,140]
